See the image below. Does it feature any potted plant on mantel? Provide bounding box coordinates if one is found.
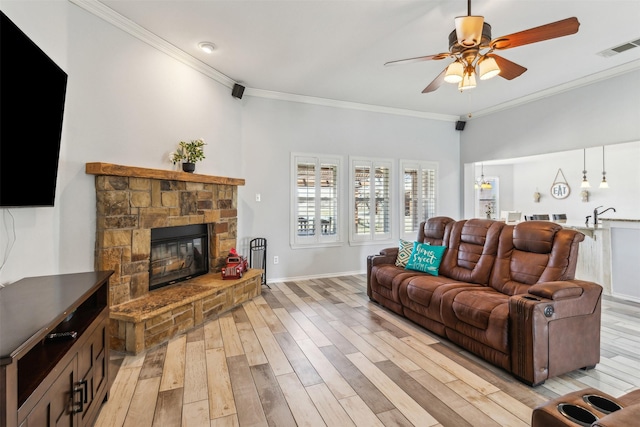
[169,138,206,173]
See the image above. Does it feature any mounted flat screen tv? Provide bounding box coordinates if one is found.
[1,11,68,207]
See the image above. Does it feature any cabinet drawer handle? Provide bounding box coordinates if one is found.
[74,380,88,413]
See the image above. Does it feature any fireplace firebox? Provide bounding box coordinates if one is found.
[150,224,209,291]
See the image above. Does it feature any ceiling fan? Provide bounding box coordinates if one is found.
[385,0,580,93]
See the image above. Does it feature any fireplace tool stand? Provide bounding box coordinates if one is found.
[249,238,269,289]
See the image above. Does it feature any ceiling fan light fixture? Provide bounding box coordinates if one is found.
[384,0,579,96]
[458,70,477,91]
[444,61,464,83]
[454,16,484,47]
[479,56,500,80]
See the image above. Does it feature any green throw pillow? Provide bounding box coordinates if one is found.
[395,239,414,267]
[405,242,446,276]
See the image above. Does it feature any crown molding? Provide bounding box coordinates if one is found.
[470,59,640,119]
[70,0,637,123]
[69,0,235,87]
[245,88,459,121]
[68,0,458,122]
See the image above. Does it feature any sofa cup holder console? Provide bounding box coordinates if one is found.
[532,387,638,427]
[557,403,599,427]
[583,394,622,414]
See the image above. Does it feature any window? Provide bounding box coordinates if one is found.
[350,157,392,243]
[291,154,341,247]
[400,160,437,240]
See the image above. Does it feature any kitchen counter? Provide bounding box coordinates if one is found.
[562,218,639,237]
[565,218,640,301]
[497,219,637,299]
[599,219,640,303]
[562,222,599,238]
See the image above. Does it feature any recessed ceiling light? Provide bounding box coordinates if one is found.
[198,42,215,54]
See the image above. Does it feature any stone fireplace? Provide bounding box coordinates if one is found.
[86,162,261,353]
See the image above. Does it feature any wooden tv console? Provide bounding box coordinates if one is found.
[0,271,113,427]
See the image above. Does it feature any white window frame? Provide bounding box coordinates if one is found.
[399,160,438,241]
[349,156,393,245]
[290,153,343,249]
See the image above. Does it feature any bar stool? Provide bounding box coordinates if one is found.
[532,214,550,220]
[552,214,567,223]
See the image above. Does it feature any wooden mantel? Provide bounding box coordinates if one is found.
[86,162,245,186]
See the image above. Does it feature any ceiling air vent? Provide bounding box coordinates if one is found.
[598,38,640,57]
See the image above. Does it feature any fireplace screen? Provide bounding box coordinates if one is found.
[149,224,208,290]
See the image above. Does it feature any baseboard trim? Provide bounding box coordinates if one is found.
[267,270,365,284]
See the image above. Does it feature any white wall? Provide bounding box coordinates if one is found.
[238,97,460,281]
[3,1,634,286]
[460,70,640,164]
[460,69,640,222]
[0,1,241,285]
[478,143,640,223]
[0,1,461,285]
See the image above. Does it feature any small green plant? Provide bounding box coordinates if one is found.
[169,139,206,164]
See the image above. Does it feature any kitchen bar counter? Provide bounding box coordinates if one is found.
[600,218,640,302]
[564,218,639,301]
[497,218,637,300]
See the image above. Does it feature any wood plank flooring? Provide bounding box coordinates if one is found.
[95,275,640,427]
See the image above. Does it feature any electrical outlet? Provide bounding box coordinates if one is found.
[255,193,261,202]
[273,256,279,264]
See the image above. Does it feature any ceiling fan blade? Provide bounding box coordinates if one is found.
[384,52,450,66]
[422,68,447,93]
[490,17,580,50]
[488,54,527,80]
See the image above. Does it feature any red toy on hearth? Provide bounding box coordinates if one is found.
[221,248,248,280]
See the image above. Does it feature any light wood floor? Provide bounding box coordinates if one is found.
[95,275,640,427]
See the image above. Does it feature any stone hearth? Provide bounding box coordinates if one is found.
[110,270,262,353]
[86,162,260,353]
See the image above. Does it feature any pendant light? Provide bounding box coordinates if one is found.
[599,146,609,188]
[475,163,492,190]
[580,149,591,188]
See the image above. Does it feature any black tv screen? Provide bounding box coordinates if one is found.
[1,11,68,207]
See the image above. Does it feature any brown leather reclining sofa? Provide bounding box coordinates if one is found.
[367,217,603,386]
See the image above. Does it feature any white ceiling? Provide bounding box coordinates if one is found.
[97,0,640,119]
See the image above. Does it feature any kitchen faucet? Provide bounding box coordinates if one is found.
[593,206,616,225]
